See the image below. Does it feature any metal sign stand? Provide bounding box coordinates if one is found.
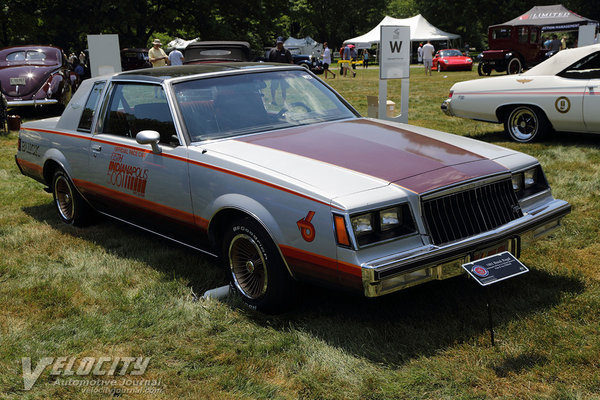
[378,25,410,124]
[484,287,495,346]
[378,78,409,123]
[462,251,530,347]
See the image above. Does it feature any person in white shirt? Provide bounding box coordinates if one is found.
[321,42,336,79]
[168,48,184,66]
[422,41,435,75]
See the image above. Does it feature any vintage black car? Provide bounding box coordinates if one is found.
[184,41,251,64]
[120,48,152,71]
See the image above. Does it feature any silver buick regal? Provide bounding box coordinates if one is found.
[16,64,571,312]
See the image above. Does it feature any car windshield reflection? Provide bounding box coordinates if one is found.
[173,70,356,142]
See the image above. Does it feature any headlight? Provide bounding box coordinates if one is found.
[351,214,373,235]
[466,58,472,62]
[512,165,549,199]
[379,207,401,231]
[346,204,416,247]
[443,59,449,64]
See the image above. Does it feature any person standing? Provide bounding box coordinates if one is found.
[362,49,369,69]
[168,48,184,66]
[268,37,293,103]
[422,41,434,75]
[417,43,423,63]
[148,39,168,67]
[342,44,355,77]
[549,34,561,52]
[268,36,293,64]
[322,42,336,79]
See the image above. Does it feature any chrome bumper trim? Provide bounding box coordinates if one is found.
[362,199,571,297]
[441,99,452,116]
[7,99,58,106]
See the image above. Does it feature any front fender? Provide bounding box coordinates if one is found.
[208,193,285,245]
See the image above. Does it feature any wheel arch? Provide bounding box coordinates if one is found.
[496,103,553,130]
[207,196,295,279]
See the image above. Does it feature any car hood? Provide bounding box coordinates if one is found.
[201,119,515,199]
[0,65,57,97]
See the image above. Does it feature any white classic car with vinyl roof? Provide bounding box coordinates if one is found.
[442,44,600,142]
[16,63,570,311]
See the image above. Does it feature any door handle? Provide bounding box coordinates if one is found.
[91,144,102,152]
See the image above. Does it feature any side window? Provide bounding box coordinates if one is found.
[101,83,179,146]
[518,27,528,43]
[77,81,105,132]
[530,29,538,44]
[558,52,600,80]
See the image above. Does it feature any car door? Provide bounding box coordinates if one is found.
[84,81,201,247]
[584,77,600,132]
[557,50,600,133]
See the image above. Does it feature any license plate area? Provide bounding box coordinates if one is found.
[471,237,519,262]
[10,77,26,85]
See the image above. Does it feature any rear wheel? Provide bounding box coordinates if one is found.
[51,169,92,226]
[222,217,295,313]
[504,106,549,143]
[506,57,522,75]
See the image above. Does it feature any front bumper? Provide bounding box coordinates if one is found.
[441,98,453,116]
[361,198,571,297]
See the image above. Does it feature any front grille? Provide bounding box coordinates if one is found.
[422,179,523,245]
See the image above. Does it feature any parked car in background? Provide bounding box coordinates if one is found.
[442,44,600,142]
[477,5,597,76]
[0,45,75,107]
[16,63,570,312]
[433,49,473,72]
[291,53,324,74]
[184,41,251,64]
[120,48,151,71]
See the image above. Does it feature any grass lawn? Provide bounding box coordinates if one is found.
[1,67,599,399]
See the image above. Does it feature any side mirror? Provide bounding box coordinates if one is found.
[136,130,161,154]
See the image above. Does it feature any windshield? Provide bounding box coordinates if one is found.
[439,50,463,57]
[173,70,356,142]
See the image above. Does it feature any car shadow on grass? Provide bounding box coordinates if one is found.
[248,266,584,367]
[22,202,228,295]
[23,202,584,367]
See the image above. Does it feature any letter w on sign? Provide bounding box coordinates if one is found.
[389,41,402,53]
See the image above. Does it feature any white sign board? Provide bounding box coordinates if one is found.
[87,34,122,78]
[379,26,410,80]
[578,25,596,47]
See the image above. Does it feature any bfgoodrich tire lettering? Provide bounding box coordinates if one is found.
[504,106,549,143]
[51,169,91,226]
[223,218,295,313]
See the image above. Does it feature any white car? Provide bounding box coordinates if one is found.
[442,44,600,142]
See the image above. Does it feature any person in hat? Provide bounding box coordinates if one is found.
[268,36,293,104]
[148,39,169,67]
[268,36,292,64]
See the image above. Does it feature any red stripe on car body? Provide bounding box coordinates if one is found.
[22,127,340,210]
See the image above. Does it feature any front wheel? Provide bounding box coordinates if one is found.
[222,218,295,313]
[51,169,92,226]
[504,106,549,143]
[478,62,491,76]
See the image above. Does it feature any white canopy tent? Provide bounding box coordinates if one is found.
[344,14,460,48]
